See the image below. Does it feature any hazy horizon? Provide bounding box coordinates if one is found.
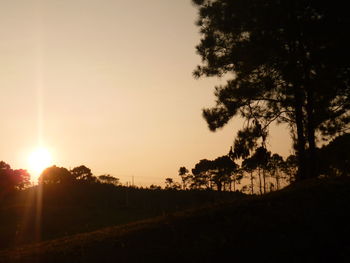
[0,0,292,186]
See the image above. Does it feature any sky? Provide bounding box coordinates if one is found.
[0,0,292,186]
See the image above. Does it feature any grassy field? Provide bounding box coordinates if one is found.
[1,178,350,262]
[0,183,242,250]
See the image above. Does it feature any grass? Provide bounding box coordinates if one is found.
[1,177,350,262]
[0,183,242,250]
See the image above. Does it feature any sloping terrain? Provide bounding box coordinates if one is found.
[0,184,241,250]
[1,178,350,262]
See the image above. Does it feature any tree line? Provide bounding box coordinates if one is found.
[168,133,349,193]
[0,162,120,195]
[166,150,295,194]
[1,133,348,196]
[40,165,120,185]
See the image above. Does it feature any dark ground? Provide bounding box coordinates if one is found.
[1,177,350,262]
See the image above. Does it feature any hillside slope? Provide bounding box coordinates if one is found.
[0,184,241,249]
[1,177,350,263]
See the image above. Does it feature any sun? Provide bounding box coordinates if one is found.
[28,147,53,182]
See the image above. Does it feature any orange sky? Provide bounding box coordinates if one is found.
[0,0,292,186]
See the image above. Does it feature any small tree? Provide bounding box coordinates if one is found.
[39,166,74,184]
[70,165,96,183]
[242,157,257,195]
[267,154,284,190]
[178,166,190,190]
[211,155,238,191]
[231,169,244,192]
[282,155,298,184]
[250,147,271,194]
[98,174,120,186]
[0,161,30,192]
[149,184,162,190]
[164,178,181,190]
[192,159,214,189]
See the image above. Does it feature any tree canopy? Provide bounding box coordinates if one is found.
[71,165,95,182]
[193,0,350,180]
[0,161,30,193]
[39,166,75,184]
[191,155,239,191]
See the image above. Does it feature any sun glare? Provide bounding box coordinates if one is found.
[28,148,53,182]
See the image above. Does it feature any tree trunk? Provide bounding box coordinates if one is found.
[306,87,317,179]
[258,167,262,195]
[262,169,266,194]
[273,169,280,190]
[294,86,307,181]
[276,173,280,190]
[250,171,254,194]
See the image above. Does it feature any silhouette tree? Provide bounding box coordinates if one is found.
[70,165,96,183]
[191,159,213,189]
[250,147,271,194]
[39,166,74,184]
[267,154,284,190]
[231,168,243,192]
[165,177,174,189]
[192,0,350,180]
[191,156,238,191]
[282,155,298,184]
[178,166,191,190]
[242,157,256,194]
[149,184,161,190]
[164,178,181,190]
[98,174,120,186]
[0,161,30,193]
[211,155,238,191]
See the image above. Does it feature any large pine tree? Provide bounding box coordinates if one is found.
[193,0,350,180]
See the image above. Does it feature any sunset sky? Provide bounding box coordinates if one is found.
[0,0,292,186]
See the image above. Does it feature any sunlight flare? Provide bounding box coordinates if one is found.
[28,147,53,182]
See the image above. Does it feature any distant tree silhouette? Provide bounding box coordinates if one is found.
[191,156,238,191]
[191,159,214,189]
[178,166,191,190]
[149,184,162,190]
[267,154,284,190]
[211,155,239,191]
[282,155,298,184]
[0,161,30,193]
[164,178,181,190]
[242,157,256,194]
[165,178,173,189]
[231,168,243,192]
[98,174,120,186]
[193,0,350,181]
[250,147,271,194]
[39,166,74,184]
[70,165,96,183]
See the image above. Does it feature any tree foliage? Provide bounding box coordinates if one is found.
[98,174,120,186]
[190,155,239,191]
[40,165,103,185]
[39,166,74,184]
[71,165,95,183]
[178,166,191,189]
[0,161,30,193]
[193,0,350,180]
[165,177,181,190]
